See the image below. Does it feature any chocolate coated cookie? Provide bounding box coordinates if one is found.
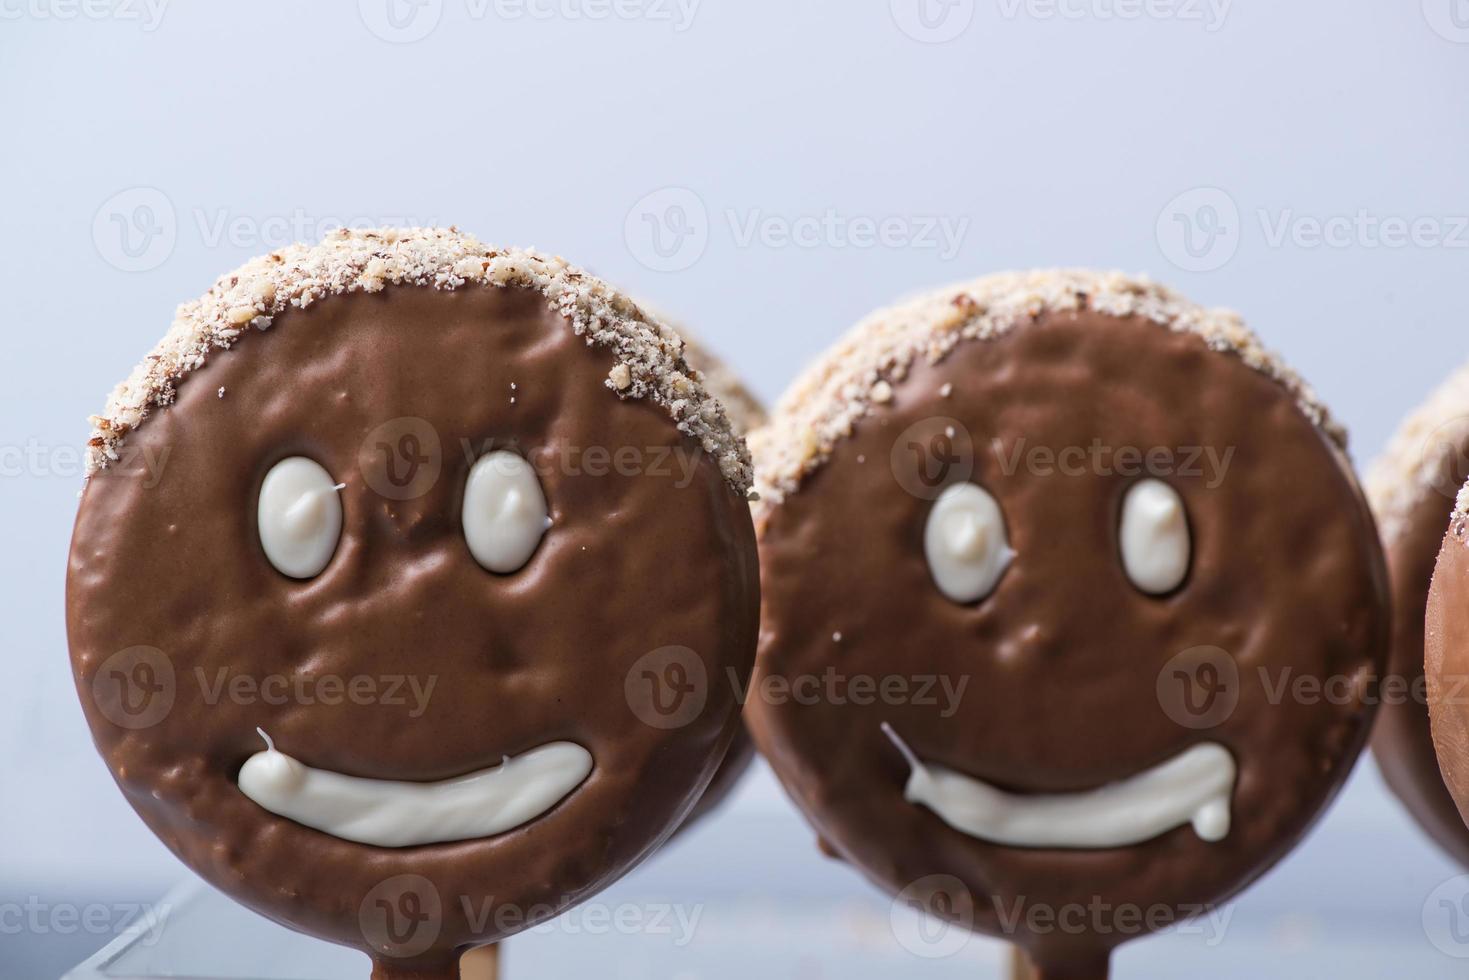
[749,271,1388,978]
[67,228,760,979]
[1368,364,1469,867]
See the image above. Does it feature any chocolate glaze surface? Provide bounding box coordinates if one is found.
[1375,472,1469,867]
[668,335,764,834]
[750,310,1387,975]
[681,728,755,827]
[1427,523,1469,830]
[68,283,759,975]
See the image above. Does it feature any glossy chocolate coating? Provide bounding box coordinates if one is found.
[1427,522,1469,832]
[67,283,760,976]
[1375,467,1469,867]
[750,309,1387,975]
[669,335,764,834]
[681,728,756,828]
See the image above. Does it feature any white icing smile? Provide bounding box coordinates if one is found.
[238,731,593,847]
[882,724,1235,849]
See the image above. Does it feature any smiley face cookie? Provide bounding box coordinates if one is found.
[1368,363,1469,866]
[67,228,760,978]
[748,271,1388,977]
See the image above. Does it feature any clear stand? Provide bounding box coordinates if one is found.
[64,874,1464,979]
[63,877,1010,980]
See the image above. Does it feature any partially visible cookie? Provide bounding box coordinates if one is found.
[749,270,1387,977]
[1368,363,1469,867]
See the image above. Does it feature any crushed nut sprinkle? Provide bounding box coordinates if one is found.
[751,269,1343,510]
[634,305,767,438]
[86,227,753,496]
[1367,360,1469,541]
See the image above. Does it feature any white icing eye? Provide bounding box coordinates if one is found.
[257,457,344,580]
[924,483,1014,604]
[463,451,550,573]
[1119,479,1191,595]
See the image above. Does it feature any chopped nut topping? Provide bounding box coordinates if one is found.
[1367,360,1469,541]
[752,269,1343,511]
[86,228,752,495]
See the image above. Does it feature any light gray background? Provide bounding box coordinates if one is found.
[3,0,1469,975]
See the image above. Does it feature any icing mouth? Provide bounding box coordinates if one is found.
[238,730,593,847]
[881,724,1236,849]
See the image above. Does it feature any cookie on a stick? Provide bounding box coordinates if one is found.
[67,228,761,979]
[748,270,1388,978]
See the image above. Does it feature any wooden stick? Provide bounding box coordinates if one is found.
[459,943,501,980]
[1009,944,1110,980]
